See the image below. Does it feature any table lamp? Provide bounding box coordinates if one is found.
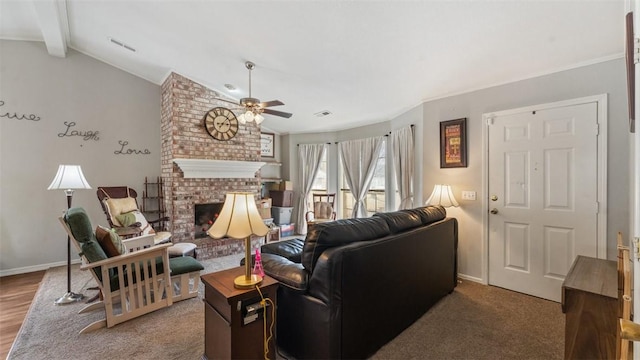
[207,192,269,289]
[47,164,92,305]
[425,184,459,207]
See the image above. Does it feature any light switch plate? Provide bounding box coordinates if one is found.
[461,191,476,201]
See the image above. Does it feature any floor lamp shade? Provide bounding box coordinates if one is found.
[47,165,92,191]
[48,165,91,305]
[208,192,269,289]
[425,184,459,207]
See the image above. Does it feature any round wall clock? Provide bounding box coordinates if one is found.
[204,107,239,141]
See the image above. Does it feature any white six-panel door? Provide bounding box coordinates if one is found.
[488,102,599,302]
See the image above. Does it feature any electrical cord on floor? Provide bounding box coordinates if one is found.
[255,285,275,360]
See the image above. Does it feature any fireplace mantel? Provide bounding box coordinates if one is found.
[173,158,266,179]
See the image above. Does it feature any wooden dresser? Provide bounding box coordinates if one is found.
[562,255,618,360]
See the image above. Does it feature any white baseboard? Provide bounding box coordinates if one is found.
[457,273,486,285]
[0,259,81,277]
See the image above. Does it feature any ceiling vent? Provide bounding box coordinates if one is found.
[314,110,332,117]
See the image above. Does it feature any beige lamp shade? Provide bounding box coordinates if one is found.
[207,192,269,239]
[425,184,459,207]
[47,165,92,190]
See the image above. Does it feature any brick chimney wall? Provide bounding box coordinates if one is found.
[160,72,263,259]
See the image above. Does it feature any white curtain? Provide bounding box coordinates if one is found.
[391,126,415,209]
[339,136,384,218]
[295,143,327,235]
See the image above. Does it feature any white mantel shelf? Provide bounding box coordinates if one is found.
[173,159,266,179]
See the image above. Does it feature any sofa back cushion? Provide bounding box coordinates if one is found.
[65,207,108,264]
[373,210,423,234]
[406,205,446,225]
[302,217,391,272]
[313,201,334,219]
[65,207,109,282]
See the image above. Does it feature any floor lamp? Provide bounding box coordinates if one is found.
[48,165,92,305]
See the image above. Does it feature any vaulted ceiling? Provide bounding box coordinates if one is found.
[0,1,626,134]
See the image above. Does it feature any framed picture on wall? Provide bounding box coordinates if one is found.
[440,118,467,168]
[260,132,275,158]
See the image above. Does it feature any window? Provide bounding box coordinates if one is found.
[340,139,386,218]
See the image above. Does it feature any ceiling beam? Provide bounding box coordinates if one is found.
[31,0,70,58]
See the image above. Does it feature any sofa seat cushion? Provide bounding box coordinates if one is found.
[373,210,423,234]
[168,255,204,275]
[262,238,305,263]
[302,217,390,272]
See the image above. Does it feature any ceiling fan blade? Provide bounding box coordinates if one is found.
[260,100,284,108]
[263,108,293,118]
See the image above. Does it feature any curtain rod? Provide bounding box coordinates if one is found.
[296,142,332,146]
[296,125,413,146]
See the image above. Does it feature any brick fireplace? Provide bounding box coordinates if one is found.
[160,72,265,260]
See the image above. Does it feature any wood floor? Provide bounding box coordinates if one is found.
[0,271,45,360]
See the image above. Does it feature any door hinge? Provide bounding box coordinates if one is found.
[635,38,640,65]
[595,201,599,213]
[487,117,494,125]
[595,123,599,136]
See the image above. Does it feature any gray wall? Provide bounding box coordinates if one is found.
[284,58,629,282]
[422,58,628,280]
[0,40,161,274]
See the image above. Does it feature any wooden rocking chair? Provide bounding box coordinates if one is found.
[96,186,197,258]
[59,207,203,334]
[305,193,337,228]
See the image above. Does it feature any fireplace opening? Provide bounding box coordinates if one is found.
[195,202,224,239]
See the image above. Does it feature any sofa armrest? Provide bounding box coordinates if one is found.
[262,238,304,263]
[262,253,308,292]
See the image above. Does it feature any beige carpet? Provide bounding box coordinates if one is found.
[7,253,244,360]
[8,256,564,360]
[371,280,564,359]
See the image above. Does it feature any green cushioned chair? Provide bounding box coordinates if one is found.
[60,207,204,334]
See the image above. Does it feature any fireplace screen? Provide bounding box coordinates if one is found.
[194,202,224,239]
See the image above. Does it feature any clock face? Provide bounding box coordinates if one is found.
[204,107,239,141]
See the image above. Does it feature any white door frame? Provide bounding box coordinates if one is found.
[481,94,608,284]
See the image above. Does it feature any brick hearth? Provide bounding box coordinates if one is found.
[160,72,264,260]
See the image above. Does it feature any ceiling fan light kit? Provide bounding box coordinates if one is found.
[212,61,292,124]
[238,110,264,125]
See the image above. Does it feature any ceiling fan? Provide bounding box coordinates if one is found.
[217,61,292,124]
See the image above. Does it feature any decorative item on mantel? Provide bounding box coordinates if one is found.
[207,192,269,289]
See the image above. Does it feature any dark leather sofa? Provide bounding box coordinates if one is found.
[259,205,458,359]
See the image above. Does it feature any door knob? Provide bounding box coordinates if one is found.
[491,195,498,201]
[490,208,499,214]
